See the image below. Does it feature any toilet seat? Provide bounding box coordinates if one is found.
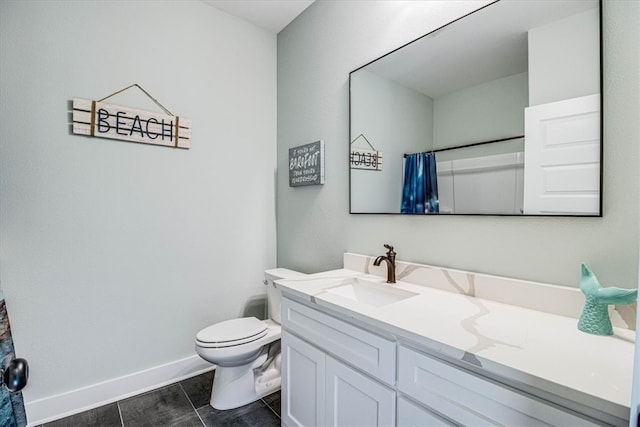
[196,317,268,348]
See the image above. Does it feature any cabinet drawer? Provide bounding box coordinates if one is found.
[282,297,396,385]
[398,346,600,426]
[397,397,455,427]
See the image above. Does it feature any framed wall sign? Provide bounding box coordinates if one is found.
[289,140,325,187]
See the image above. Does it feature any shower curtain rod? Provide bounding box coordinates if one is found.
[403,135,524,158]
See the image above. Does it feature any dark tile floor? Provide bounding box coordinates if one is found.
[38,370,281,427]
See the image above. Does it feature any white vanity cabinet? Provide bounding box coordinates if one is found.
[281,297,396,427]
[281,295,616,427]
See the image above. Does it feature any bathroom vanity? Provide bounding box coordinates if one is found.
[276,254,635,426]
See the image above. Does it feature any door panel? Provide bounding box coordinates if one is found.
[523,94,600,215]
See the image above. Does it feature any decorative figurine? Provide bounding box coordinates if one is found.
[578,263,638,336]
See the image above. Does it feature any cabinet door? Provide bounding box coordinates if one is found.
[282,330,326,427]
[325,356,395,427]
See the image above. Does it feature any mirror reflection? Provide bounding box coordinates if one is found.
[349,0,601,216]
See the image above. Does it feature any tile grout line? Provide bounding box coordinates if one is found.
[260,396,281,420]
[116,401,125,427]
[178,382,206,426]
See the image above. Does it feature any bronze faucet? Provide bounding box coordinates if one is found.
[374,244,396,283]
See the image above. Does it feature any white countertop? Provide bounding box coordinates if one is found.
[275,268,636,421]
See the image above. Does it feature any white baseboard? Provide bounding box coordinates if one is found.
[24,354,214,426]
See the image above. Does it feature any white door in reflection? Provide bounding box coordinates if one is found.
[523,94,600,215]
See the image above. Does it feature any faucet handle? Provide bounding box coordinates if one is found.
[383,244,395,256]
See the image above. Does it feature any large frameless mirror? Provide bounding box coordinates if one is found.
[349,0,602,216]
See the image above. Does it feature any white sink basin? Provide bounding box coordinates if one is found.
[325,278,418,307]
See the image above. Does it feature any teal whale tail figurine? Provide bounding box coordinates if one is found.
[578,263,638,336]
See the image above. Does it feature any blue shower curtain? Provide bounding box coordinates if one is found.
[0,288,27,427]
[401,152,439,214]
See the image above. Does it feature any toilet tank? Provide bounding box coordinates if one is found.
[264,268,306,324]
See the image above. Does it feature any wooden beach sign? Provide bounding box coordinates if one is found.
[72,85,191,149]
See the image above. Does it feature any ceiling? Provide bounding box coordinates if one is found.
[364,0,598,99]
[202,0,315,34]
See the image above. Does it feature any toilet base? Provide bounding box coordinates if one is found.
[210,345,282,410]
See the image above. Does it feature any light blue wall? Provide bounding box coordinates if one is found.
[277,1,639,290]
[0,0,277,406]
[351,70,433,213]
[433,72,528,149]
[528,7,600,106]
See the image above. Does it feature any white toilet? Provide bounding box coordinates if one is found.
[195,268,304,410]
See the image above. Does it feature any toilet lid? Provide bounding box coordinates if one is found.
[196,317,268,345]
